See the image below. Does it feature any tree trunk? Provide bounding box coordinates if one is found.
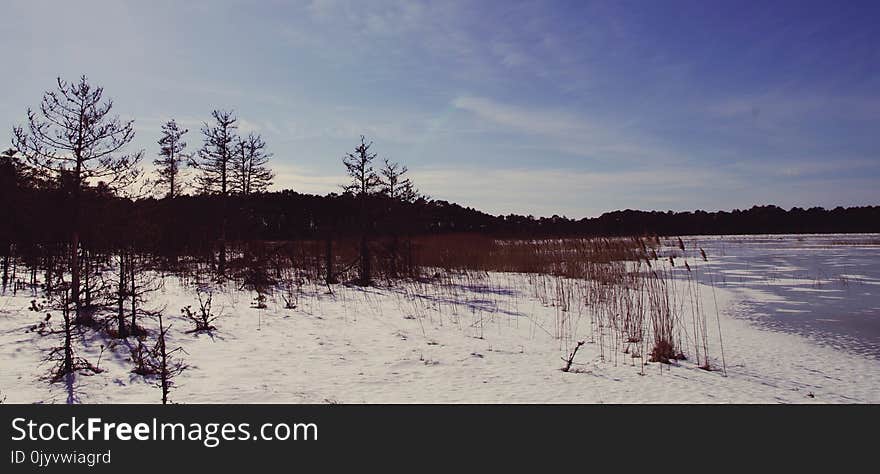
[218,167,228,276]
[117,254,128,338]
[10,255,15,295]
[358,190,371,286]
[44,252,53,294]
[130,256,137,332]
[83,249,91,309]
[218,211,227,276]
[63,289,73,376]
[169,151,175,199]
[71,157,83,321]
[71,231,81,320]
[158,313,169,405]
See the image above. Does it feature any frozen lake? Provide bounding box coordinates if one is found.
[681,234,880,360]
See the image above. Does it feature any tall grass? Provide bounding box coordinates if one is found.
[38,232,727,374]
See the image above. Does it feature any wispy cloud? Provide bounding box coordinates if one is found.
[452,96,585,136]
[726,157,879,179]
[451,95,680,164]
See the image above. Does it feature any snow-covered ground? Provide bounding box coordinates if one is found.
[1,248,878,403]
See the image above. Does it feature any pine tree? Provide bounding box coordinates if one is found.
[190,110,237,196]
[189,110,237,274]
[231,133,274,195]
[343,136,382,285]
[12,75,143,319]
[343,136,382,197]
[378,158,421,278]
[154,119,188,198]
[379,158,419,202]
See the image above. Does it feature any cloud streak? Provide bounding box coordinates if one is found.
[451,95,681,165]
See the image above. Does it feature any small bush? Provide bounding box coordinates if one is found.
[649,340,677,364]
[182,289,217,332]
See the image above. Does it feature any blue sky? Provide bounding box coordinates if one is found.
[2,0,878,218]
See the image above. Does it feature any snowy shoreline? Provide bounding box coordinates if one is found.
[2,269,877,404]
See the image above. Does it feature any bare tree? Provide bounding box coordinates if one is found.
[12,75,143,319]
[154,312,186,404]
[127,254,162,336]
[231,133,274,195]
[154,119,188,198]
[39,283,102,403]
[114,251,131,338]
[111,250,161,338]
[131,311,187,404]
[343,136,382,285]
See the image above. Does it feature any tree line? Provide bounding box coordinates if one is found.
[3,76,879,296]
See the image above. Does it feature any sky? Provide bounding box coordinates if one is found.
[1,0,878,218]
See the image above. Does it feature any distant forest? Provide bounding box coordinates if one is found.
[2,163,878,253]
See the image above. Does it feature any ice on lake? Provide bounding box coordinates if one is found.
[677,233,880,359]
